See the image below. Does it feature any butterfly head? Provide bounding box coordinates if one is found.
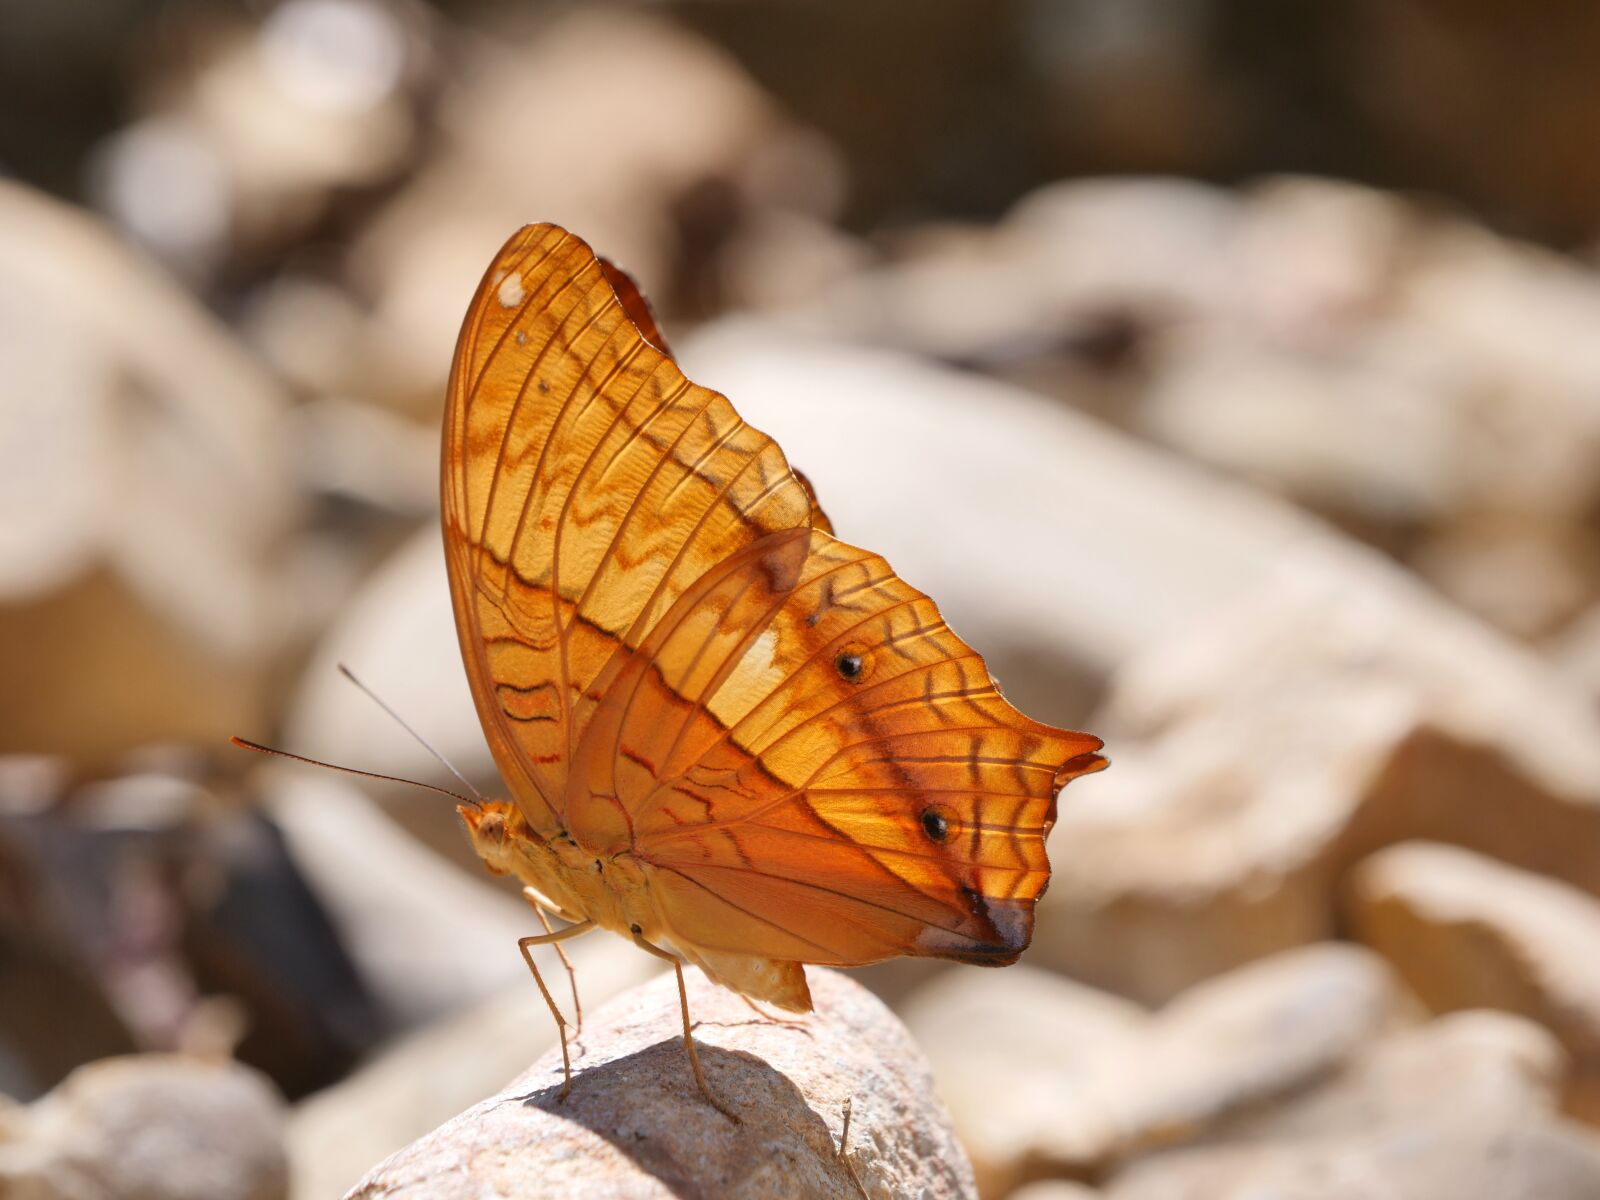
[458,797,518,874]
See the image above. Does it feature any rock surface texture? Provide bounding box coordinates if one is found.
[1037,564,1600,1003]
[1106,1113,1600,1200]
[1214,1009,1567,1142]
[287,946,661,1199]
[0,180,297,769]
[0,1055,288,1200]
[900,963,1148,1195]
[346,967,975,1199]
[903,943,1404,1192]
[1349,840,1600,1123]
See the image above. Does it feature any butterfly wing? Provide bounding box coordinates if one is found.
[594,256,836,532]
[580,529,1105,967]
[445,223,1105,972]
[442,224,817,834]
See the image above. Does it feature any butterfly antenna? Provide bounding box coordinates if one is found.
[336,662,487,804]
[229,736,482,809]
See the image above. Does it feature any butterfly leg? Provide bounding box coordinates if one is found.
[517,919,595,1100]
[523,888,584,1034]
[738,994,808,1028]
[837,1097,867,1199]
[628,926,740,1123]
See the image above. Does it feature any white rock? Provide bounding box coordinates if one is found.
[263,771,535,1027]
[902,945,1400,1189]
[1214,1010,1567,1144]
[285,528,488,797]
[1037,559,1600,1001]
[1349,841,1600,1122]
[346,968,976,1199]
[1011,1184,1104,1200]
[0,181,298,767]
[901,965,1147,1194]
[288,946,660,1199]
[350,7,834,413]
[1108,1112,1600,1200]
[0,1056,287,1200]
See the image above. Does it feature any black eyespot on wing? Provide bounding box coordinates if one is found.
[921,807,950,842]
[835,651,865,681]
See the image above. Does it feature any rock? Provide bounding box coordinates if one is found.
[1010,1184,1104,1200]
[1223,177,1415,342]
[1132,180,1465,534]
[1106,1112,1600,1200]
[1348,841,1600,1123]
[90,0,429,280]
[1412,516,1600,643]
[283,528,500,874]
[0,927,138,1106]
[283,396,441,518]
[820,176,1600,644]
[350,6,838,414]
[717,210,872,315]
[1147,181,1600,611]
[1034,560,1600,1002]
[1132,179,1600,640]
[262,771,532,1028]
[1034,664,1407,1003]
[287,946,661,1199]
[785,178,1239,368]
[1553,602,1600,710]
[0,1055,288,1200]
[0,758,138,1101]
[1217,1010,1567,1143]
[347,967,976,1200]
[157,796,379,1101]
[0,760,378,1102]
[1101,1009,1579,1197]
[1078,945,1404,1164]
[900,964,1148,1196]
[0,181,298,769]
[1139,320,1473,535]
[284,527,479,780]
[902,945,1399,1190]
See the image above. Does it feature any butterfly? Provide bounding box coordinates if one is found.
[441,223,1106,1119]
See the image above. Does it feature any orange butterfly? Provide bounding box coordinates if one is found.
[442,224,1106,1118]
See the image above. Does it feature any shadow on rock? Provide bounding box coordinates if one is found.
[512,1038,850,1198]
[347,968,976,1199]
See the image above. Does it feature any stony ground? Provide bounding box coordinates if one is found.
[7,5,1600,1199]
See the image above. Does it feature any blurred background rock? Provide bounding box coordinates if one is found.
[5,1,1600,1196]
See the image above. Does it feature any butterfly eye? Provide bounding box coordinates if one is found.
[835,651,866,682]
[921,807,951,843]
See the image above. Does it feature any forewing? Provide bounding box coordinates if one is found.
[442,224,816,832]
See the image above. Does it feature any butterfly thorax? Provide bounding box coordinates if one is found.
[459,799,656,940]
[459,799,816,1012]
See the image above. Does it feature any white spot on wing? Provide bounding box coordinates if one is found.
[498,271,525,307]
[709,628,787,726]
